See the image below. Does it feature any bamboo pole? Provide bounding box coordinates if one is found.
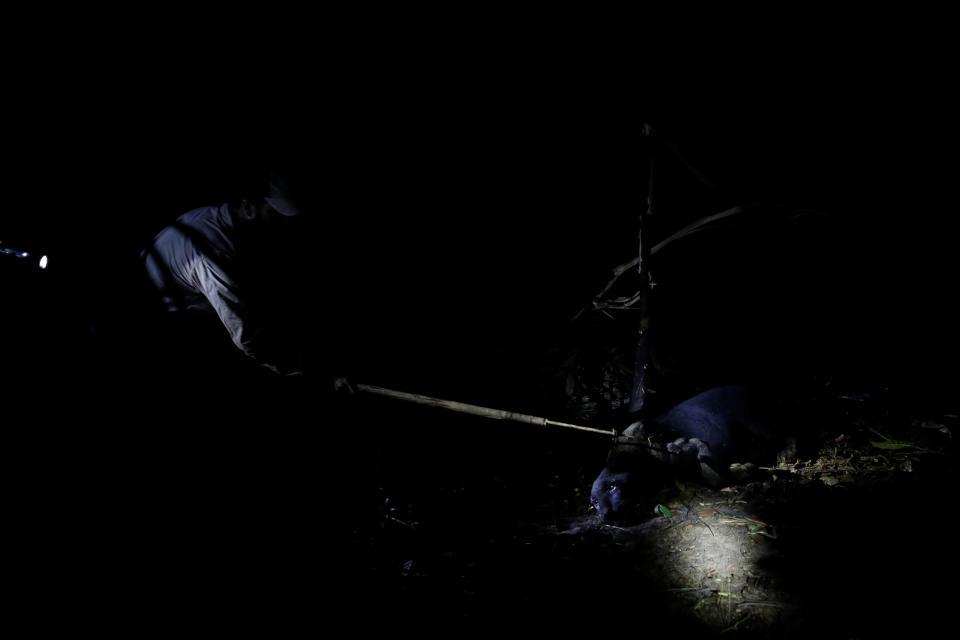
[355,384,617,437]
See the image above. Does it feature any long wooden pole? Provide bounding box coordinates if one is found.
[356,384,616,437]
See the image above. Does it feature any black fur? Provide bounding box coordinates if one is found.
[590,386,797,523]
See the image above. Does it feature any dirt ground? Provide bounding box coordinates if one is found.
[346,389,955,637]
[8,373,950,636]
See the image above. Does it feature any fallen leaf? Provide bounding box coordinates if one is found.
[869,441,918,450]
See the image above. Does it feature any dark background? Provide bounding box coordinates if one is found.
[2,20,956,635]
[4,40,954,412]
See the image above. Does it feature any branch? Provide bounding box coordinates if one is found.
[573,206,753,321]
[650,205,749,255]
[646,123,719,190]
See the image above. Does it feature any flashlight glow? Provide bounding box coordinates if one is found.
[1,244,49,270]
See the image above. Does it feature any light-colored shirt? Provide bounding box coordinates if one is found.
[142,204,299,375]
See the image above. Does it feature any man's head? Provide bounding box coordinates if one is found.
[233,168,305,228]
[234,199,292,228]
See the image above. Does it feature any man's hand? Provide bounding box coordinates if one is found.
[333,376,355,394]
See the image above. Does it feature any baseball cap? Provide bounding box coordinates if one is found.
[265,170,303,217]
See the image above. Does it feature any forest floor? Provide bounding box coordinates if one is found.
[8,366,951,636]
[346,388,955,637]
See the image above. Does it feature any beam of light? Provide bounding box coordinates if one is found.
[636,498,785,631]
[1,245,49,270]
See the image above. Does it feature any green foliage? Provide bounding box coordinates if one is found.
[869,441,919,450]
[749,524,777,539]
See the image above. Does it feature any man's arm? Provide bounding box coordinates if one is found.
[193,257,304,376]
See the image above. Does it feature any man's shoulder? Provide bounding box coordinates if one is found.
[149,205,226,255]
[172,204,236,266]
[177,204,229,227]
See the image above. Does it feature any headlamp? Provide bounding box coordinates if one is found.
[1,243,48,270]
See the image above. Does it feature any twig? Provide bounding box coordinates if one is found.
[573,203,827,322]
[652,124,719,190]
[716,514,769,528]
[721,613,752,633]
[698,516,716,537]
[573,206,754,322]
[382,515,416,529]
[684,498,716,537]
[650,206,750,256]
